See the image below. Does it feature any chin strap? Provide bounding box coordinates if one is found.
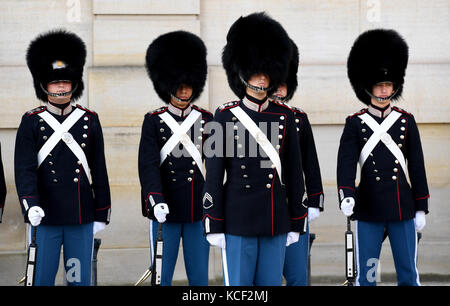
[239,74,272,93]
[365,87,400,102]
[170,93,192,103]
[269,95,286,103]
[40,82,78,97]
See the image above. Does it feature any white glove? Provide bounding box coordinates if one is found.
[206,233,226,249]
[414,211,426,232]
[28,206,45,226]
[341,197,355,217]
[308,207,320,222]
[153,203,169,223]
[286,232,300,247]
[93,222,106,235]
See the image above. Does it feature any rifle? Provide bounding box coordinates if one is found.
[343,217,356,286]
[135,223,163,286]
[307,233,316,286]
[91,238,102,286]
[24,226,38,286]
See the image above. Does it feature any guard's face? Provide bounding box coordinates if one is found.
[171,84,193,108]
[248,73,270,89]
[273,84,288,98]
[371,82,394,107]
[47,81,72,104]
[176,84,193,101]
[372,82,394,99]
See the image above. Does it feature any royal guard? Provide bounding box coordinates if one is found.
[270,39,324,286]
[202,12,307,286]
[337,29,429,286]
[15,29,111,286]
[139,31,212,286]
[0,142,6,223]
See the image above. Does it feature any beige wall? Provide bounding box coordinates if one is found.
[0,0,449,281]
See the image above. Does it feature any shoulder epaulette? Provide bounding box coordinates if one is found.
[290,105,306,114]
[218,101,240,112]
[192,105,213,115]
[272,100,293,111]
[349,108,368,118]
[26,106,46,116]
[393,106,413,116]
[76,104,98,116]
[147,106,167,116]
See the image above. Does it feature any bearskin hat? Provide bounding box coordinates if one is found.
[347,29,409,105]
[26,29,86,102]
[283,38,299,102]
[145,31,207,104]
[222,12,292,99]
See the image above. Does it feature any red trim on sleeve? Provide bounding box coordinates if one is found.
[338,186,355,191]
[291,212,308,220]
[415,195,430,200]
[202,214,223,222]
[308,191,324,197]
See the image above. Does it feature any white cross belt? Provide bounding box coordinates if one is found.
[358,111,407,177]
[37,108,91,183]
[158,110,205,179]
[230,106,283,185]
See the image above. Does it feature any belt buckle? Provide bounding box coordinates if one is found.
[61,132,73,144]
[380,132,392,145]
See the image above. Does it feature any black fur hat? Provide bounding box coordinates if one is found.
[222,12,292,99]
[284,38,299,102]
[347,29,409,105]
[26,29,86,102]
[145,31,207,104]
